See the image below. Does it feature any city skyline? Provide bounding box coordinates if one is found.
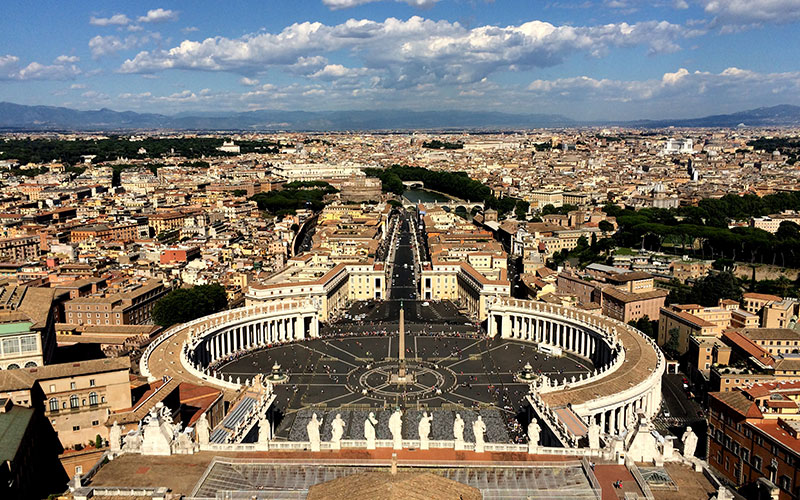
[2,0,800,120]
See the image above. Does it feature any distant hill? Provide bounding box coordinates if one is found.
[1,101,799,131]
[625,105,800,128]
[0,102,573,131]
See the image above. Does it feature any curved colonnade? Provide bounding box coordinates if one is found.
[487,298,665,440]
[140,300,320,393]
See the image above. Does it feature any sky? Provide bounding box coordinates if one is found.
[1,0,800,120]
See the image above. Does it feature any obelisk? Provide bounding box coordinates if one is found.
[398,300,406,379]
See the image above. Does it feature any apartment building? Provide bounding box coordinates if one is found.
[0,235,39,262]
[64,279,168,327]
[0,357,131,449]
[708,383,800,499]
[0,285,59,370]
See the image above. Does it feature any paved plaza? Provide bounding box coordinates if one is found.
[219,332,592,441]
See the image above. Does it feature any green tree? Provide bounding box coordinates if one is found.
[152,284,228,327]
[95,434,104,449]
[598,220,614,234]
[665,327,681,358]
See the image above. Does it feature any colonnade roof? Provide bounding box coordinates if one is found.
[540,316,658,408]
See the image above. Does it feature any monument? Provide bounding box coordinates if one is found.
[682,426,698,459]
[365,412,378,450]
[390,301,414,385]
[258,414,271,445]
[418,412,432,450]
[109,421,122,453]
[331,414,345,451]
[527,419,541,454]
[389,409,403,449]
[307,413,322,452]
[195,413,210,446]
[473,416,487,453]
[453,413,465,451]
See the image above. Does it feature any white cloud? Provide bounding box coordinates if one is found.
[0,54,19,71]
[14,61,82,80]
[702,0,800,30]
[55,55,80,63]
[70,83,87,89]
[182,26,199,33]
[239,77,260,86]
[118,16,700,88]
[89,33,161,58]
[0,54,81,81]
[525,67,800,112]
[90,14,131,26]
[138,8,178,23]
[323,0,439,9]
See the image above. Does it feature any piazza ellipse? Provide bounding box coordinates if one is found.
[139,294,665,454]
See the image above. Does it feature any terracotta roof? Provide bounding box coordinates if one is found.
[0,356,130,392]
[721,330,775,367]
[711,391,761,419]
[743,292,781,302]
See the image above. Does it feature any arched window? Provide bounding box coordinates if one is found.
[70,395,79,409]
[89,392,98,406]
[6,364,19,370]
[49,398,58,412]
[24,361,37,368]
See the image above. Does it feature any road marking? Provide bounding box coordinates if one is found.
[297,343,358,368]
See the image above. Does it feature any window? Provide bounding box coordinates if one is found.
[49,398,58,412]
[89,392,98,405]
[753,455,762,471]
[780,476,791,491]
[92,420,99,426]
[741,449,750,463]
[70,382,76,390]
[49,384,56,393]
[70,395,79,408]
[75,466,82,475]
[89,379,95,387]
[72,425,80,431]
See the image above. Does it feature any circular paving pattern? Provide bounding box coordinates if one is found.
[348,360,458,403]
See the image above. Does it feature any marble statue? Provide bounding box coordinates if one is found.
[527,419,541,454]
[473,416,487,453]
[389,409,403,450]
[331,413,345,450]
[682,426,698,459]
[588,421,600,450]
[195,413,210,446]
[418,412,432,450]
[453,413,465,450]
[122,430,142,453]
[141,403,174,456]
[109,421,122,452]
[307,413,322,452]
[365,412,378,450]
[258,414,271,445]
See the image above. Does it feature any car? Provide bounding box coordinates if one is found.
[422,302,430,306]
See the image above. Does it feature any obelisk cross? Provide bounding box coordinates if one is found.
[398,299,406,378]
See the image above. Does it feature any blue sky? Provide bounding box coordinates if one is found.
[1,0,800,120]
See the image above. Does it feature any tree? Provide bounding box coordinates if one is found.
[152,284,228,327]
[665,327,681,358]
[776,221,800,240]
[95,434,104,449]
[598,220,614,234]
[629,316,656,339]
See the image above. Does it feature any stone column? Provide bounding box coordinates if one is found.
[501,313,511,339]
